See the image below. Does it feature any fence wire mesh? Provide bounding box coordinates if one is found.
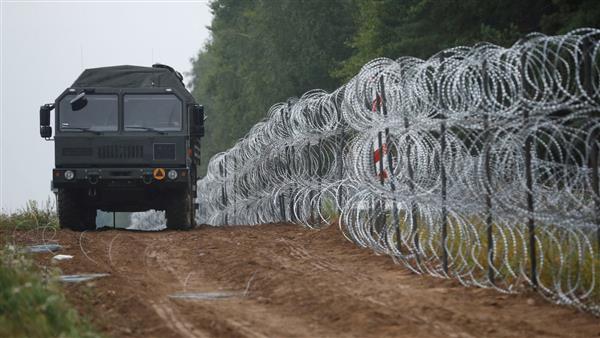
[197,28,600,314]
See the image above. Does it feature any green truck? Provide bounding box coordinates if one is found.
[39,64,204,231]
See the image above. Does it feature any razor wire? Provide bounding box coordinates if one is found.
[197,28,600,315]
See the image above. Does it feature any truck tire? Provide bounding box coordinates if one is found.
[58,189,95,231]
[166,190,193,230]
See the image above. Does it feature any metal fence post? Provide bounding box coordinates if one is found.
[289,145,296,223]
[220,158,228,226]
[440,120,448,274]
[522,56,537,288]
[233,156,237,224]
[404,116,420,261]
[376,126,386,234]
[335,89,346,214]
[308,143,316,225]
[370,78,386,235]
[317,138,323,225]
[279,156,287,222]
[337,132,345,210]
[379,77,400,252]
[582,37,600,260]
[437,55,449,274]
[483,60,495,284]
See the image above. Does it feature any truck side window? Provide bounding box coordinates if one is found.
[124,94,182,132]
[59,94,118,131]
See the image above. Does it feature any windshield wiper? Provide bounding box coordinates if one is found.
[62,127,102,135]
[127,126,166,134]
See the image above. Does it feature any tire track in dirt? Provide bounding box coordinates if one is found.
[3,224,599,338]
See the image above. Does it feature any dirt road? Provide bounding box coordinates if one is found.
[5,224,600,338]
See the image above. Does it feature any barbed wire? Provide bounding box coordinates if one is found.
[197,28,600,315]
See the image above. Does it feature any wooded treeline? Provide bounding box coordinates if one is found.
[189,0,599,176]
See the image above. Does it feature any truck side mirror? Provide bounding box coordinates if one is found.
[40,104,54,138]
[190,104,205,137]
[40,126,52,138]
[70,92,88,111]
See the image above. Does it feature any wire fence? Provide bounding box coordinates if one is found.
[197,28,600,314]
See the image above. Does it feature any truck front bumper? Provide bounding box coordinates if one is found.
[52,167,190,189]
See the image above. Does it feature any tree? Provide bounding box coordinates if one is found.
[190,0,599,176]
[189,0,356,176]
[334,0,599,80]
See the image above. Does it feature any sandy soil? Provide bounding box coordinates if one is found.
[3,224,599,338]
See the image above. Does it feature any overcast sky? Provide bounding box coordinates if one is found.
[0,0,213,211]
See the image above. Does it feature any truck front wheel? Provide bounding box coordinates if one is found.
[58,189,96,231]
[166,190,193,230]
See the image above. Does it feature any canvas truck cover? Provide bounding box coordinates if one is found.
[71,65,195,103]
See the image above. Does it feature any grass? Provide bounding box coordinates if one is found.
[0,245,101,338]
[0,201,102,336]
[388,210,599,309]
[0,199,59,230]
[319,196,339,224]
[343,204,599,313]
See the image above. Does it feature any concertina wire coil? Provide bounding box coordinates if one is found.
[196,28,600,315]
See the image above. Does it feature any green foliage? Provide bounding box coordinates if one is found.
[541,0,600,33]
[190,0,600,174]
[0,246,100,338]
[0,199,58,230]
[190,0,356,175]
[335,0,600,80]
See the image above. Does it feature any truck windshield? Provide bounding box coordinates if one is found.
[124,94,182,132]
[59,94,118,132]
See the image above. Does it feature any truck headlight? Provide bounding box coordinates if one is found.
[167,169,178,180]
[64,170,75,180]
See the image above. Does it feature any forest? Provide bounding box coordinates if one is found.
[189,0,600,175]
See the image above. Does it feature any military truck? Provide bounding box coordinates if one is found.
[39,64,204,231]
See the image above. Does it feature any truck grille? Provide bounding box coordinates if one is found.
[97,145,144,159]
[63,147,93,156]
[153,143,176,160]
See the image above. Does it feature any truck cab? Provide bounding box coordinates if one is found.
[39,64,204,231]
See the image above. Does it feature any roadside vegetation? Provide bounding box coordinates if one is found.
[0,201,100,337]
[0,245,100,338]
[0,199,58,230]
[393,214,599,306]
